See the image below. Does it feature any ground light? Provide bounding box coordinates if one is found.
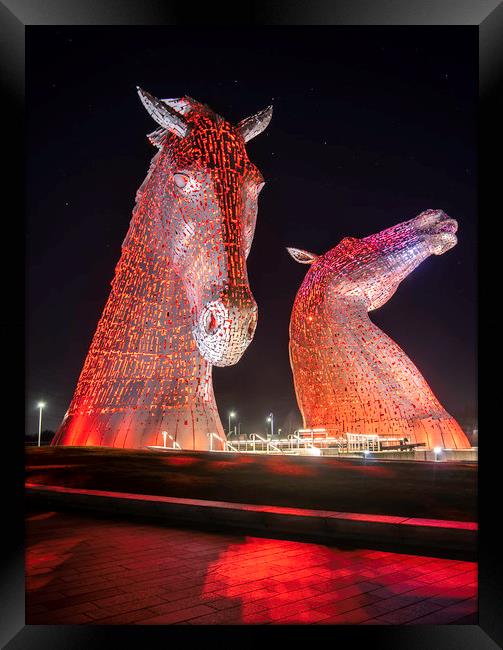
[434,446,443,461]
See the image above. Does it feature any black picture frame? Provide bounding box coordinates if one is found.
[2,1,500,647]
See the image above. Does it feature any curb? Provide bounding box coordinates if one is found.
[26,483,477,560]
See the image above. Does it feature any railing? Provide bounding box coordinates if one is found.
[207,431,239,453]
[161,431,182,450]
[249,433,284,454]
[225,440,239,452]
[345,432,381,453]
[209,430,393,455]
[292,430,347,452]
[152,429,428,456]
[221,434,287,454]
[207,431,223,452]
[224,433,348,454]
[287,434,299,451]
[292,433,315,449]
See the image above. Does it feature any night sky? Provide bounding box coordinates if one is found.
[26,26,477,437]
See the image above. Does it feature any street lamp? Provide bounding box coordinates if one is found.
[266,413,274,438]
[37,402,46,447]
[228,411,236,437]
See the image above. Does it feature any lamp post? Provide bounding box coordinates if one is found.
[37,402,46,447]
[267,413,274,438]
[228,411,236,438]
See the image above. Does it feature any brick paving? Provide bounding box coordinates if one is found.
[26,509,477,625]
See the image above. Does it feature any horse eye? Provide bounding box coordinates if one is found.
[174,173,188,189]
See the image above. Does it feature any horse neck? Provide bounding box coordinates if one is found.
[76,151,214,409]
[332,300,445,413]
[291,290,444,418]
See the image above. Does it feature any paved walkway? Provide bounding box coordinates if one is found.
[26,509,477,625]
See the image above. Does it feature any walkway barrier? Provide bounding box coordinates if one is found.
[147,431,182,452]
[346,432,381,453]
[163,431,182,450]
[250,433,284,454]
[205,429,427,456]
[207,431,239,453]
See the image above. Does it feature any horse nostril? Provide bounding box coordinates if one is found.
[204,310,220,335]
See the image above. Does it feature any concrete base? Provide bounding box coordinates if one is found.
[332,448,478,462]
[25,446,477,522]
[414,448,478,462]
[26,483,477,560]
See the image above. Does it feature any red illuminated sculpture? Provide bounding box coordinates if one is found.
[288,210,471,450]
[53,89,271,450]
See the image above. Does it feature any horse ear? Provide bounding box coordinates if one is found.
[237,105,273,142]
[287,247,318,264]
[161,96,207,116]
[137,87,188,138]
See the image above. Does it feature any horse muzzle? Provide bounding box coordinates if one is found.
[193,299,258,366]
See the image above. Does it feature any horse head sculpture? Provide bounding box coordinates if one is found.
[288,210,470,450]
[137,88,271,366]
[52,90,272,450]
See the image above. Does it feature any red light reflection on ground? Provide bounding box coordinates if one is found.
[264,462,316,477]
[26,536,84,591]
[26,510,477,625]
[160,457,199,467]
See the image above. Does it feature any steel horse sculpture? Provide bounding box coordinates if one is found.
[53,89,271,450]
[288,209,471,450]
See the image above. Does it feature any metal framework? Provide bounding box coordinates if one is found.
[288,210,471,450]
[52,90,272,451]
